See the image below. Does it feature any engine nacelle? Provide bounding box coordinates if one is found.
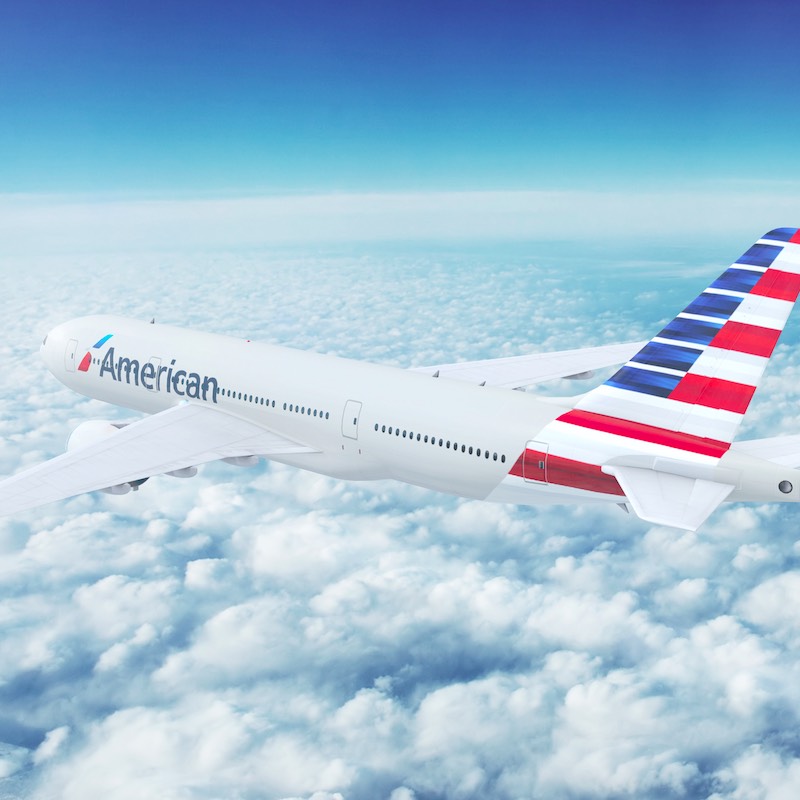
[66,420,148,495]
[67,420,128,452]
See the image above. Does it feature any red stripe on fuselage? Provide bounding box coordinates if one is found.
[558,409,730,457]
[711,321,781,358]
[509,448,624,496]
[669,373,755,414]
[751,269,800,303]
[78,352,91,372]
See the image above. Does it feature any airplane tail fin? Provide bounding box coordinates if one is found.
[553,228,800,529]
[561,228,800,453]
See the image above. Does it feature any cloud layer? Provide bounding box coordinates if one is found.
[1,240,800,799]
[2,187,800,256]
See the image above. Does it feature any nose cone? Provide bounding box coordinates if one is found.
[40,321,72,377]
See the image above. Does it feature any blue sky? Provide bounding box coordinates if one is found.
[5,4,800,797]
[3,0,800,194]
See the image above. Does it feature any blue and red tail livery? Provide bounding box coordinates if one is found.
[563,227,800,450]
[504,228,800,528]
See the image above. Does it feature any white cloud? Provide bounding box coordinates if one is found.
[1,238,800,799]
[1,186,799,257]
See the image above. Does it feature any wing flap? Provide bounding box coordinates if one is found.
[0,403,316,515]
[411,340,647,388]
[605,465,735,531]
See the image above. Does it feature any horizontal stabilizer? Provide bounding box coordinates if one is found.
[732,435,800,468]
[604,465,735,531]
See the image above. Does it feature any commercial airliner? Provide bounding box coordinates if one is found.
[3,228,800,531]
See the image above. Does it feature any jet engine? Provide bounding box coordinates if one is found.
[66,420,149,494]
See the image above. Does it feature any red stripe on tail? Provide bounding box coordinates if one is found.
[711,321,781,358]
[751,269,800,303]
[559,409,730,457]
[669,374,755,414]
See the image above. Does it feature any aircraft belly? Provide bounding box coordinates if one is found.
[486,477,618,506]
[268,451,389,481]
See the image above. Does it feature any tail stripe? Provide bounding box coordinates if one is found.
[763,228,800,243]
[631,341,704,372]
[684,293,743,319]
[751,269,800,302]
[711,321,780,356]
[711,268,766,293]
[735,243,783,268]
[658,317,723,346]
[558,409,730,457]
[669,374,755,414]
[607,367,680,398]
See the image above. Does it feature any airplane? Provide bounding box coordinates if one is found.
[3,227,800,531]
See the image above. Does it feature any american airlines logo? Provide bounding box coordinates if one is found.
[79,334,220,403]
[78,333,113,372]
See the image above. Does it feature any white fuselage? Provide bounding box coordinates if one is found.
[42,316,569,503]
[40,315,800,511]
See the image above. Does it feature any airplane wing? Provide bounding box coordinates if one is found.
[411,340,647,388]
[0,403,316,515]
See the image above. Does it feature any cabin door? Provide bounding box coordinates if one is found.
[342,400,362,440]
[523,440,548,483]
[65,339,79,372]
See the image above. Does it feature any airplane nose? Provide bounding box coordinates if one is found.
[40,326,58,373]
[40,322,71,376]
